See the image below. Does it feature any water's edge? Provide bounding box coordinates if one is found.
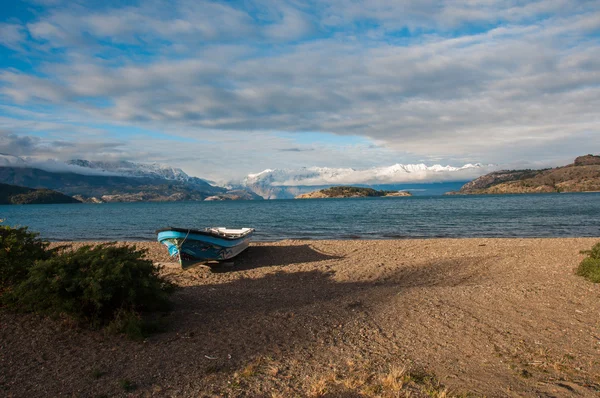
[2,193,600,241]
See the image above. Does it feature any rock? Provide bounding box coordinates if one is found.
[574,154,600,166]
[296,186,412,199]
[383,191,412,197]
[0,183,81,205]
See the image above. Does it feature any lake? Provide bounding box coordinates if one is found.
[1,193,599,241]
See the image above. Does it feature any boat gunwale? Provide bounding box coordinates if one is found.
[155,227,254,241]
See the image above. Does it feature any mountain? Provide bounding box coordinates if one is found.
[0,166,226,202]
[449,155,600,194]
[0,156,493,200]
[0,154,28,167]
[66,159,217,187]
[296,186,412,199]
[0,156,240,202]
[236,163,491,199]
[0,183,81,205]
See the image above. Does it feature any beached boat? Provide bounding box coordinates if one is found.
[156,227,255,268]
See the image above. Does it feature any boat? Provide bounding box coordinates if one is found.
[156,227,255,268]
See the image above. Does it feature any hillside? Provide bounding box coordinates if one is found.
[296,186,412,199]
[0,155,266,202]
[0,183,81,205]
[450,155,600,194]
[0,166,223,202]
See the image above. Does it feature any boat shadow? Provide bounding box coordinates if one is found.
[210,244,343,272]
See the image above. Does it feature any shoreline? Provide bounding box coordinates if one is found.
[4,237,600,396]
[44,234,600,244]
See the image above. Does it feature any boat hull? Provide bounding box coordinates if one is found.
[157,229,253,269]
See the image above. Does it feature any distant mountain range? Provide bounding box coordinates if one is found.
[0,154,500,201]
[0,153,596,201]
[66,159,217,187]
[233,163,492,199]
[449,155,600,194]
[0,154,494,201]
[0,154,230,202]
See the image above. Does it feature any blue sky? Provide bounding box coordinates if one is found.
[0,0,599,181]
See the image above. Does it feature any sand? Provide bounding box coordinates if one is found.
[1,238,600,397]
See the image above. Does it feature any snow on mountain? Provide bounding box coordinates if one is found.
[65,159,223,188]
[0,154,28,167]
[66,159,192,181]
[0,156,220,187]
[244,163,491,187]
[238,163,495,199]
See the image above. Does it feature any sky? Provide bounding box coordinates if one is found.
[0,0,599,181]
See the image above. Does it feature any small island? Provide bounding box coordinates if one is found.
[204,190,264,201]
[0,183,81,205]
[295,186,412,199]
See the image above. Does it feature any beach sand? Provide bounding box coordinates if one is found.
[2,238,600,397]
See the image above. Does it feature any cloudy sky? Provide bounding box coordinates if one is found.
[0,0,599,181]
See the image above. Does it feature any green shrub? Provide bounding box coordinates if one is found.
[106,308,170,340]
[8,243,174,331]
[577,242,600,283]
[0,225,52,289]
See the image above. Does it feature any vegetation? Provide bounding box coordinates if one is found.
[577,242,600,283]
[119,379,137,392]
[454,155,600,195]
[0,182,80,205]
[0,225,53,288]
[1,224,173,338]
[297,186,410,198]
[320,186,396,197]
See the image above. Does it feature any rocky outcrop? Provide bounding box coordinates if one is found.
[383,191,413,197]
[0,183,81,205]
[456,170,545,192]
[72,195,105,203]
[296,186,412,199]
[574,154,600,166]
[448,155,600,195]
[204,190,264,201]
[99,192,196,202]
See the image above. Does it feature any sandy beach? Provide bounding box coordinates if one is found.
[2,238,600,397]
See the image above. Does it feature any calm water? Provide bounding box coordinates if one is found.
[1,193,599,241]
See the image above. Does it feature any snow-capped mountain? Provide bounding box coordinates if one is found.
[0,153,28,167]
[0,156,228,200]
[238,163,495,199]
[1,155,217,185]
[67,159,197,182]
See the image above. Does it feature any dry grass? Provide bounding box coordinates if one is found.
[380,365,407,391]
[303,360,452,397]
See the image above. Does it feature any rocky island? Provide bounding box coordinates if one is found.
[0,183,81,205]
[448,155,600,195]
[204,190,264,201]
[295,186,412,199]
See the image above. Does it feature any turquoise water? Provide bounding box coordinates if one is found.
[1,193,599,241]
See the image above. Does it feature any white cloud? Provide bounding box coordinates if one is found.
[0,23,27,50]
[0,0,598,179]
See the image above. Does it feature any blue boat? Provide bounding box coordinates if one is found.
[156,227,255,269]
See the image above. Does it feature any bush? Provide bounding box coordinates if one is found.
[0,225,52,289]
[577,242,600,283]
[7,243,174,333]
